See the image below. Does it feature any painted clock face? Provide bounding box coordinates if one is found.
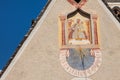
[67,48,94,70]
[60,48,102,77]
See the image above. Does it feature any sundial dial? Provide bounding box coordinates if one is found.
[59,0,102,80]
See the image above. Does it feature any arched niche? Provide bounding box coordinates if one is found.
[66,9,92,46]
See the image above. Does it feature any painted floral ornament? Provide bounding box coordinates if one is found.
[67,0,87,8]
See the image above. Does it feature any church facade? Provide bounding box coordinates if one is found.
[0,0,120,80]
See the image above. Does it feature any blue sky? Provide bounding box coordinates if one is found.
[0,0,47,70]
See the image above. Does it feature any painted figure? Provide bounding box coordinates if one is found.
[69,19,87,40]
[68,19,90,45]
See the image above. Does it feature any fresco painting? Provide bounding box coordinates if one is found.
[59,0,102,79]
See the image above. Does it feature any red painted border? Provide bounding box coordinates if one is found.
[67,0,87,8]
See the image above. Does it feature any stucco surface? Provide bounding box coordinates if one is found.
[1,0,120,80]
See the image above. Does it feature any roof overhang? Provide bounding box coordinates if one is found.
[108,2,120,8]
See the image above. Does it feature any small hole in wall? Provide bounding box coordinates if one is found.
[74,0,81,3]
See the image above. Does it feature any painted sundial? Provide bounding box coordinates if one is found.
[59,0,102,79]
[67,48,95,70]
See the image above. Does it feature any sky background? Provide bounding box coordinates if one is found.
[0,0,47,70]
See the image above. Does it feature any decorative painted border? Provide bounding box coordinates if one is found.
[59,13,100,47]
[67,0,87,8]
